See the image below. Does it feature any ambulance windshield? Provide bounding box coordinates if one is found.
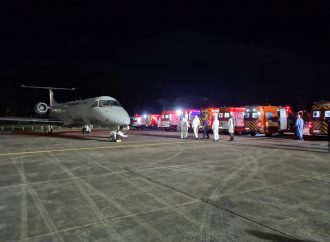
[313,111,320,119]
[245,112,258,119]
[252,113,258,118]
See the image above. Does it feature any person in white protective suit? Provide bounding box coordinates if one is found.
[180,117,189,139]
[192,115,200,139]
[212,115,220,141]
[228,113,235,141]
[157,117,161,129]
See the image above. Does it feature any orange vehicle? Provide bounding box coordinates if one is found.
[160,110,181,131]
[218,107,245,134]
[146,114,160,128]
[309,101,330,136]
[244,105,279,136]
[200,107,219,130]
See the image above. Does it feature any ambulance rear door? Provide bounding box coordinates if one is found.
[279,108,287,130]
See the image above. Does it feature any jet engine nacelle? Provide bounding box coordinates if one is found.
[35,102,49,115]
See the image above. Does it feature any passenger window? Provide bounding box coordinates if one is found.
[324,111,330,118]
[224,113,230,118]
[165,115,169,119]
[313,111,320,118]
[244,113,250,118]
[219,113,223,118]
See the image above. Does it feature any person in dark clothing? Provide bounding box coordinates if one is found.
[203,119,209,139]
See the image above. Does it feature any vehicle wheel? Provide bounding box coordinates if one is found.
[250,132,256,136]
[110,135,115,142]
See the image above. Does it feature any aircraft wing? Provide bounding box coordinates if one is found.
[0,117,64,126]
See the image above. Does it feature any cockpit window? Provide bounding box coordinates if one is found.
[99,100,112,107]
[99,100,122,107]
[111,100,122,107]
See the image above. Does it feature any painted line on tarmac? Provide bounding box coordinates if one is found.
[0,140,205,157]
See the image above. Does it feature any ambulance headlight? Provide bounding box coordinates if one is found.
[176,109,182,115]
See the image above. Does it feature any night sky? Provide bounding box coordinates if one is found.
[1,2,329,116]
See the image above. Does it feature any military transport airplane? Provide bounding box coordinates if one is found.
[0,85,130,141]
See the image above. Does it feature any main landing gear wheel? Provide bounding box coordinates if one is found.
[45,125,53,134]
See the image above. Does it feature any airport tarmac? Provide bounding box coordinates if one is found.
[0,129,329,242]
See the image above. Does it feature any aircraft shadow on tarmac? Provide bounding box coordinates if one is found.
[246,230,316,242]
[0,130,112,142]
[132,132,188,139]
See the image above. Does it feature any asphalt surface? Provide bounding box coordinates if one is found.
[0,129,329,242]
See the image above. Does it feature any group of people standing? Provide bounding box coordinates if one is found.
[180,112,305,142]
[180,114,235,141]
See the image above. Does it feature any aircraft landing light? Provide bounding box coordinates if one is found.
[0,140,205,157]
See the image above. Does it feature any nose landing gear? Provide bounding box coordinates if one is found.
[109,127,128,142]
[82,124,93,133]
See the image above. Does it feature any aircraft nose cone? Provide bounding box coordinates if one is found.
[114,108,130,125]
[121,110,130,125]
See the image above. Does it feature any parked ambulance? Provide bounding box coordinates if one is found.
[309,101,330,136]
[160,110,181,131]
[218,107,245,134]
[244,105,279,136]
[132,114,147,129]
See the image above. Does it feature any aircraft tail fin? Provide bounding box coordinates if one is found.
[21,85,76,107]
